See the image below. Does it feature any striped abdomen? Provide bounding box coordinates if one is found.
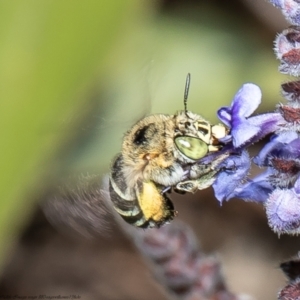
[109,154,175,228]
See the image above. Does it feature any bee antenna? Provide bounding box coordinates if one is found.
[184,73,191,116]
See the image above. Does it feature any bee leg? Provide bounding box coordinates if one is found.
[148,162,185,187]
[175,180,199,193]
[176,170,218,193]
[173,188,186,195]
[175,153,230,193]
[176,162,220,193]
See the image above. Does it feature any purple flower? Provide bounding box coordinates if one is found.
[212,84,284,203]
[212,151,251,203]
[207,0,300,240]
[217,84,284,148]
[228,169,274,203]
[250,133,300,234]
[215,127,300,208]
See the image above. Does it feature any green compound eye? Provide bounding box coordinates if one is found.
[175,136,208,160]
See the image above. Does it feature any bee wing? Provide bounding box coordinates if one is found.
[43,174,113,238]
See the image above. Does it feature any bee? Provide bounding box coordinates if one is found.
[109,74,228,228]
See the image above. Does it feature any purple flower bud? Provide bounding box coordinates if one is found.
[278,105,300,132]
[278,105,300,121]
[275,29,296,60]
[275,27,300,75]
[281,80,300,102]
[254,133,300,188]
[253,132,299,166]
[270,0,300,26]
[278,278,300,300]
[266,188,300,235]
[269,0,284,9]
[284,1,300,26]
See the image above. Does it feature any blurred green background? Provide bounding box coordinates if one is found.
[0,0,140,266]
[0,0,293,299]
